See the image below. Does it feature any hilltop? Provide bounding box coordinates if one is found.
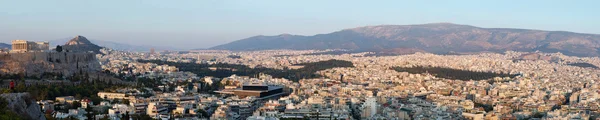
[62,35,103,53]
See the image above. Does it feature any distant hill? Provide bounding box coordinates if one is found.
[192,48,207,50]
[61,35,103,53]
[211,23,600,57]
[0,43,10,49]
[50,37,179,52]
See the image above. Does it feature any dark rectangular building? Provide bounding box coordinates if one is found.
[233,85,283,98]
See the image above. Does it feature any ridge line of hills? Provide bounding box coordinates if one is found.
[210,23,600,57]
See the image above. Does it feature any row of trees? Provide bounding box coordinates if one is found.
[392,66,518,81]
[0,72,66,81]
[135,75,224,95]
[0,79,126,120]
[1,79,123,102]
[567,62,599,69]
[0,70,89,84]
[138,59,354,82]
[0,73,27,80]
[226,55,242,59]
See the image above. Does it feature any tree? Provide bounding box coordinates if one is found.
[15,80,26,92]
[132,114,152,120]
[56,45,63,52]
[168,85,175,92]
[0,97,7,110]
[121,111,130,120]
[72,101,81,108]
[45,114,56,120]
[121,98,130,105]
[75,94,82,99]
[85,105,95,120]
[197,109,209,118]
[0,97,23,120]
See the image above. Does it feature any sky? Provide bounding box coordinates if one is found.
[1,0,599,49]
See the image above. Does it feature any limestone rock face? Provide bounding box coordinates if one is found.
[0,52,101,76]
[0,93,46,120]
[66,36,93,45]
[63,35,103,53]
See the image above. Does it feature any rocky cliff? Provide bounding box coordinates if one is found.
[0,93,46,120]
[0,52,101,77]
[62,35,103,53]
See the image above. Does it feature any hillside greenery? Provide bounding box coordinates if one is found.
[0,97,22,120]
[567,63,599,69]
[1,79,125,103]
[138,59,354,82]
[392,66,518,81]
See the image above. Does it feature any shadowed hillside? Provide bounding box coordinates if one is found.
[138,59,354,81]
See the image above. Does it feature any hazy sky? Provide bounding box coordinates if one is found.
[1,0,599,49]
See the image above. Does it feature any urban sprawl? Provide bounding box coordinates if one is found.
[14,44,600,120]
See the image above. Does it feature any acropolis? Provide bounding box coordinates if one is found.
[11,40,49,53]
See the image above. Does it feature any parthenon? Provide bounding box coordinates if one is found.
[11,40,49,53]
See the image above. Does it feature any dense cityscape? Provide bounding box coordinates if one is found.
[2,38,599,119]
[2,1,600,120]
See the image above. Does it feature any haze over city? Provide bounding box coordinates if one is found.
[1,0,600,49]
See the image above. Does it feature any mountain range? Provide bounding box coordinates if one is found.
[49,37,180,52]
[211,23,600,57]
[0,43,10,49]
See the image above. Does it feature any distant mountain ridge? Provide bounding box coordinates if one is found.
[50,37,180,52]
[0,43,10,49]
[211,23,600,57]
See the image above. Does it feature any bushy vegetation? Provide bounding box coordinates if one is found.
[0,71,87,81]
[301,50,359,56]
[474,102,493,112]
[567,62,599,69]
[1,80,124,102]
[138,59,354,82]
[0,97,22,120]
[226,55,242,59]
[0,73,27,80]
[392,66,518,81]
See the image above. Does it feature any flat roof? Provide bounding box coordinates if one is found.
[240,85,283,91]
